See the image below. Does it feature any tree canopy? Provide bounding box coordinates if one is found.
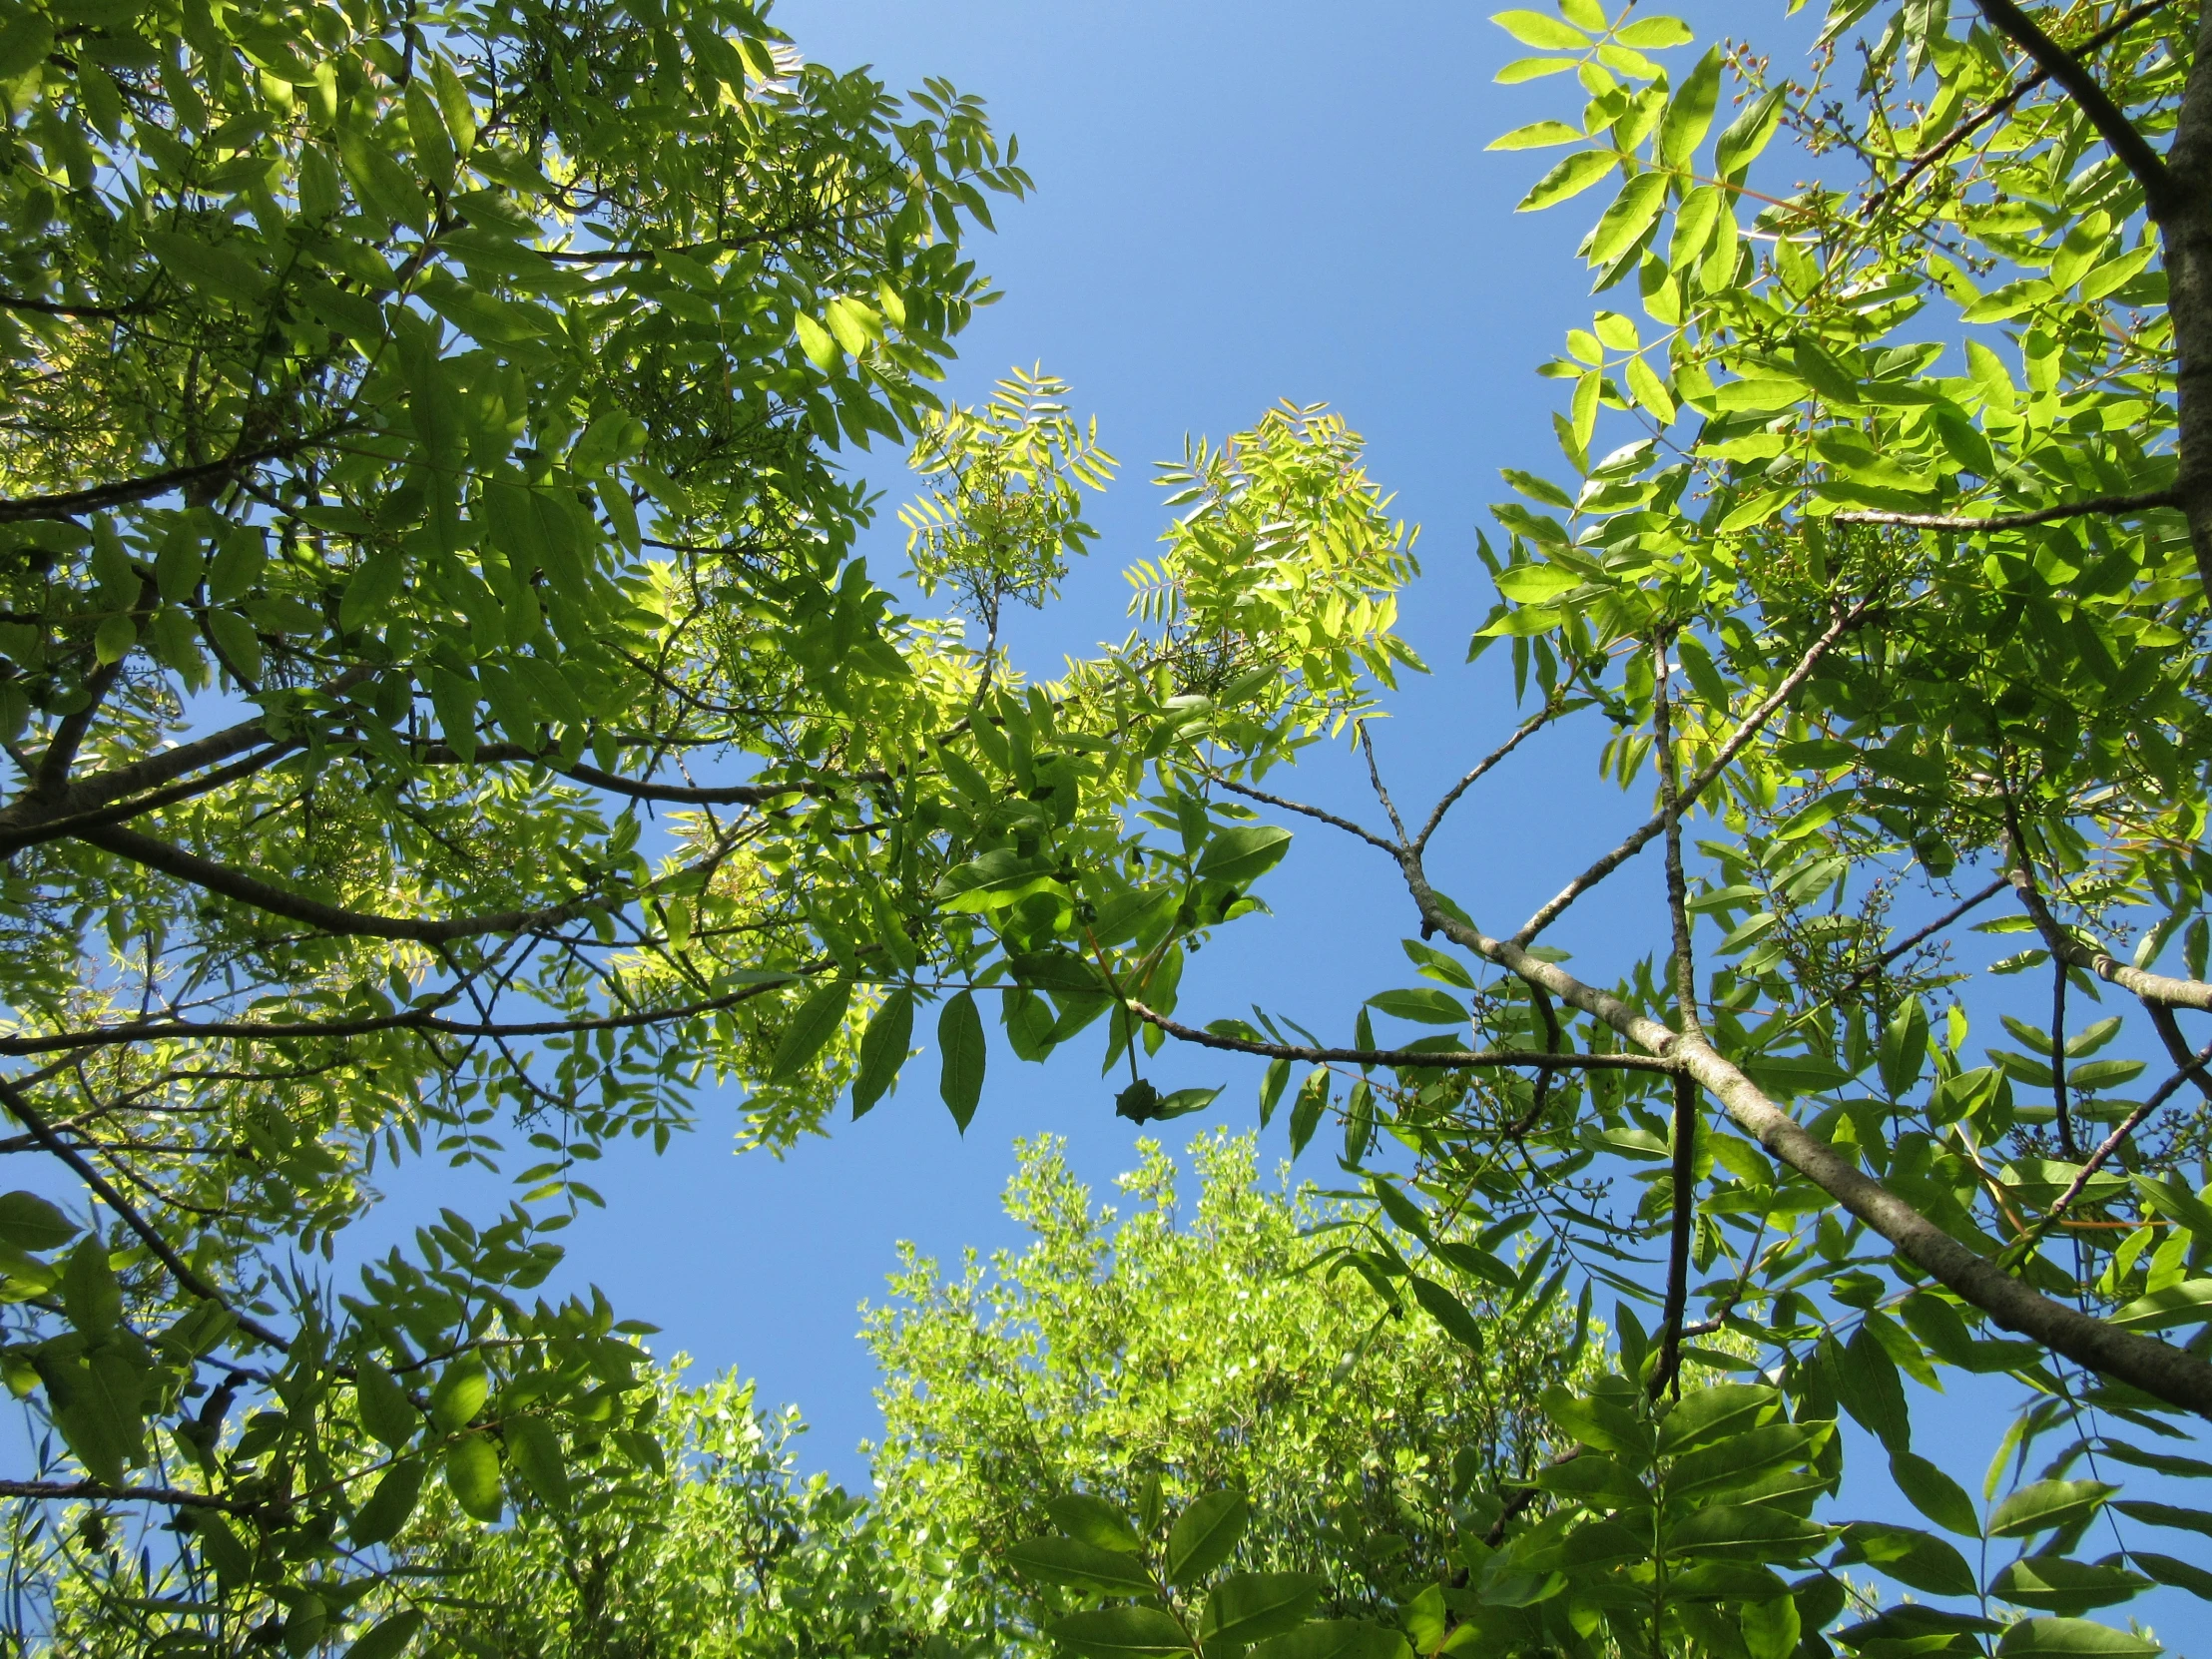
[7,0,2212,1655]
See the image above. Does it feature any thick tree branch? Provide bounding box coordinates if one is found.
[2007,864,2212,1011]
[1394,847,2212,1419]
[0,445,295,526]
[1974,0,2175,211]
[0,1478,264,1513]
[1514,602,1867,945]
[1830,489,2177,530]
[1651,1070,1699,1399]
[1122,1002,1678,1073]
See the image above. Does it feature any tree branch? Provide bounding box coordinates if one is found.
[1122,1001,1678,1072]
[0,445,296,526]
[2006,860,2212,1011]
[73,823,600,943]
[1651,1070,1699,1400]
[1830,488,2177,530]
[0,1076,289,1352]
[0,970,805,1056]
[1514,601,1868,945]
[1837,874,2011,998]
[0,1478,265,1514]
[1972,0,2176,216]
[1393,845,2212,1419]
[1413,698,1562,853]
[1206,777,1399,854]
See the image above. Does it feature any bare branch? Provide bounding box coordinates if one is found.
[2006,858,2212,1011]
[1206,776,1399,854]
[1831,489,2177,530]
[0,1479,267,1514]
[1413,698,1562,853]
[1357,723,1409,844]
[1837,874,2011,998]
[0,444,298,526]
[1654,655,1702,1041]
[1651,1069,1699,1399]
[1122,1001,1677,1073]
[0,969,804,1056]
[1870,1,2173,211]
[1514,602,1868,945]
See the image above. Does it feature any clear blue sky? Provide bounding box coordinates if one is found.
[358,2,2202,1641]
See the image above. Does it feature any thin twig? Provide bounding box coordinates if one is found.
[1358,723,1409,844]
[1207,776,1399,854]
[0,1076,289,1352]
[1515,600,1869,945]
[1837,875,2011,998]
[2007,1037,2212,1262]
[1654,649,1703,1040]
[1413,699,1563,852]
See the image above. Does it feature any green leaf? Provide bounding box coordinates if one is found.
[1492,10,1590,49]
[1367,986,1468,1025]
[504,1414,570,1508]
[1890,1450,1979,1538]
[1517,149,1617,212]
[1665,1503,1830,1559]
[1838,1521,1975,1598]
[340,552,406,634]
[1496,55,1580,84]
[349,1457,425,1546]
[1714,88,1786,178]
[1199,1571,1327,1646]
[1049,1607,1191,1659]
[346,1609,426,1659]
[938,991,986,1131]
[1832,1326,1910,1453]
[1658,48,1721,168]
[1586,172,1668,268]
[1196,825,1294,888]
[1617,16,1695,47]
[1007,1535,1157,1595]
[444,1432,504,1522]
[354,1361,417,1450]
[1988,1479,2115,1540]
[1251,1623,1409,1659]
[1167,1488,1249,1586]
[145,231,266,305]
[852,988,914,1119]
[2112,1498,2212,1540]
[1048,1493,1144,1552]
[1487,120,1584,151]
[1991,1557,2153,1617]
[1994,1618,2161,1658]
[2109,1279,2212,1331]
[1657,1382,1780,1454]
[1879,996,1930,1099]
[0,1192,75,1254]
[1407,1275,1486,1355]
[1289,1069,1328,1159]
[424,1360,486,1439]
[769,979,852,1083]
[60,1238,120,1337]
[795,312,839,369]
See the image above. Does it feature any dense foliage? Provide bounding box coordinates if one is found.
[9,0,2212,1654]
[863,1133,1590,1636]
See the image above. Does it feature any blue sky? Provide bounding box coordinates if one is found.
[351,0,2204,1640]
